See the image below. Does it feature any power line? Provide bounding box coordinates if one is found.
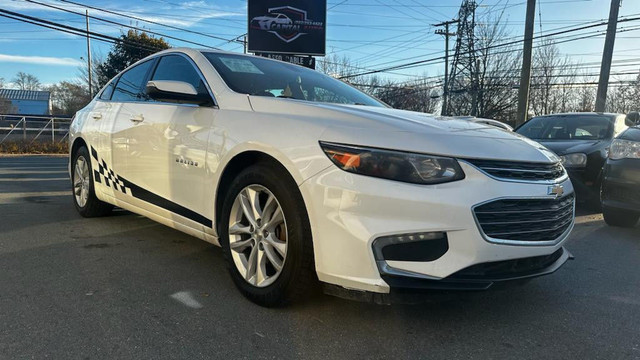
[340,15,640,79]
[0,9,165,52]
[21,0,221,49]
[55,0,243,44]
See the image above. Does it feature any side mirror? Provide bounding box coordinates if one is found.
[626,111,640,126]
[145,80,212,106]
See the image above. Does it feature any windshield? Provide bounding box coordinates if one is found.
[203,52,385,107]
[516,115,613,140]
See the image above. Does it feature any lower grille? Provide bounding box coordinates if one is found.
[605,185,640,204]
[449,248,565,279]
[474,194,574,242]
[464,159,566,182]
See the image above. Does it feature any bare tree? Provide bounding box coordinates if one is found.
[0,77,5,89]
[528,38,580,116]
[607,72,640,113]
[475,13,521,122]
[373,77,438,113]
[77,52,104,96]
[47,81,91,116]
[12,72,41,91]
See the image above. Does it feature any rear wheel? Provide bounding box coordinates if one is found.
[219,163,315,307]
[602,206,639,228]
[72,146,113,217]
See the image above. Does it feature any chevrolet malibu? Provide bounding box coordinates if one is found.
[69,48,575,306]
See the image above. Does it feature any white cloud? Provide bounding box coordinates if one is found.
[0,54,83,66]
[0,0,243,28]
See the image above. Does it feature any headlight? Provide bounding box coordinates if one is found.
[319,142,465,184]
[609,139,640,160]
[559,153,587,168]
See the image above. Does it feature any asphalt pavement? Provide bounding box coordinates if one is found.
[0,155,639,360]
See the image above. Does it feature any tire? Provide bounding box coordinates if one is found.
[602,206,640,228]
[219,163,316,307]
[71,146,113,217]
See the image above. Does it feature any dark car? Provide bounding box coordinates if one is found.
[516,113,632,206]
[601,125,640,227]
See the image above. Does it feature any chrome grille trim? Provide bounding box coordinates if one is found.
[472,193,575,246]
[461,159,567,184]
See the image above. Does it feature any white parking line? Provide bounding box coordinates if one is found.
[170,291,203,309]
[0,191,71,203]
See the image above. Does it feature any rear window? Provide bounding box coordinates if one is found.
[516,115,613,140]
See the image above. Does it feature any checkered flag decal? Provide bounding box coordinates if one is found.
[91,147,132,196]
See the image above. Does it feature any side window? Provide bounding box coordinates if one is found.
[99,79,116,100]
[112,60,154,102]
[150,55,206,95]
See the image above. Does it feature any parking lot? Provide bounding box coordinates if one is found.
[1,155,639,359]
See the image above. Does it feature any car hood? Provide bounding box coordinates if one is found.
[534,139,608,156]
[248,97,560,163]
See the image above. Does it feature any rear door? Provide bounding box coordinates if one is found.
[88,77,121,199]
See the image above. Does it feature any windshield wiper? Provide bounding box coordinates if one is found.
[277,95,297,99]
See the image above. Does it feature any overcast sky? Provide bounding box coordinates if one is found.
[0,0,639,87]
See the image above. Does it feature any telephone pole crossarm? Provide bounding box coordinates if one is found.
[434,19,458,116]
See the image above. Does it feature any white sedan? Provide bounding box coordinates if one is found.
[69,48,575,306]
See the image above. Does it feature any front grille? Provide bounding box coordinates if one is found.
[606,185,640,204]
[474,194,574,242]
[464,159,566,182]
[450,248,565,280]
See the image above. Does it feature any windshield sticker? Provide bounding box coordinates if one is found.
[219,58,264,74]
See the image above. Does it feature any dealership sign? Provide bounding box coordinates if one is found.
[248,0,326,56]
[254,52,316,69]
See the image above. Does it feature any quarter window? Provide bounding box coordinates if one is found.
[99,79,116,100]
[112,60,154,102]
[151,55,206,94]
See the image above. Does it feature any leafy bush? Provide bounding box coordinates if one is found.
[0,140,68,154]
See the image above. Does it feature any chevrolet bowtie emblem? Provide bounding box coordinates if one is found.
[548,185,564,198]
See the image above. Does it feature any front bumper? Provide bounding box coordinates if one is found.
[324,247,572,304]
[299,161,574,294]
[566,168,599,202]
[602,158,640,212]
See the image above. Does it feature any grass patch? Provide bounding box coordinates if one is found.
[0,140,69,154]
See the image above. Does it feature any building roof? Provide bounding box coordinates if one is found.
[0,89,51,102]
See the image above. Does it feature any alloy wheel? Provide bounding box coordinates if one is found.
[228,185,288,288]
[73,155,90,208]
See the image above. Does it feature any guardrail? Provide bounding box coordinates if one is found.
[0,115,72,144]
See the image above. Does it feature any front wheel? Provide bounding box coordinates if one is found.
[602,206,639,228]
[72,146,113,217]
[219,163,316,307]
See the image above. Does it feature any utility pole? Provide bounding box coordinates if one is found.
[595,0,621,112]
[434,19,458,116]
[243,34,248,54]
[85,10,93,98]
[448,0,478,117]
[516,0,536,127]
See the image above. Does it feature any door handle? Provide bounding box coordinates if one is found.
[130,114,144,123]
[91,112,102,120]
